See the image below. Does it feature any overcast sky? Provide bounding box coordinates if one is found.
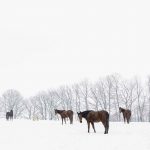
[0,0,150,97]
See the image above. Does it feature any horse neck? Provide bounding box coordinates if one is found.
[121,108,125,113]
[81,111,91,118]
[56,110,64,114]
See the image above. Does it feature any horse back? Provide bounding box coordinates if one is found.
[61,110,73,117]
[67,110,73,115]
[125,110,131,117]
[66,110,73,117]
[87,110,108,122]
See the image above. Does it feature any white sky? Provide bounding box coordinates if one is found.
[0,0,150,97]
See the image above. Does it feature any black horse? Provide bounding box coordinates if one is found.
[77,110,109,134]
[6,110,13,120]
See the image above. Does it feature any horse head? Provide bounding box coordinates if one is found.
[119,107,122,113]
[54,109,58,115]
[77,112,82,123]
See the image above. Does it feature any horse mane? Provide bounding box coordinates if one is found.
[80,110,93,119]
[119,107,126,112]
[55,109,65,114]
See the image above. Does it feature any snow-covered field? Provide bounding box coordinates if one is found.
[0,119,150,150]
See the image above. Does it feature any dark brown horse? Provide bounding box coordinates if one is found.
[6,110,13,121]
[119,107,131,124]
[54,109,73,125]
[77,110,109,134]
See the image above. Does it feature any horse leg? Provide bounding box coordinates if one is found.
[70,116,73,124]
[104,117,109,134]
[69,117,71,124]
[128,116,131,123]
[127,116,130,124]
[64,118,66,124]
[91,122,96,133]
[106,121,109,134]
[72,116,73,124]
[61,117,63,125]
[102,121,107,134]
[125,117,127,123]
[70,116,72,124]
[123,114,126,123]
[87,121,90,133]
[6,114,8,121]
[70,117,71,124]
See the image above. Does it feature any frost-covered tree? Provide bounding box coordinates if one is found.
[2,89,24,119]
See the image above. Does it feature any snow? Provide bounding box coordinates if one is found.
[0,119,150,150]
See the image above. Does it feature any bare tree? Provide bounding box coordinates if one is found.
[105,76,113,115]
[47,90,60,120]
[120,80,136,110]
[147,76,150,122]
[35,92,49,120]
[134,78,145,121]
[72,84,81,112]
[90,80,107,111]
[111,74,121,121]
[79,80,90,110]
[2,89,24,119]
[23,99,33,119]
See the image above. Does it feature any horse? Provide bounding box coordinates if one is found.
[77,110,109,134]
[54,109,73,125]
[6,110,13,121]
[119,107,131,124]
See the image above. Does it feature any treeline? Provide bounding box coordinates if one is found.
[0,74,150,122]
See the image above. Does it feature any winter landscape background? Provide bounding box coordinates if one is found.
[1,74,150,122]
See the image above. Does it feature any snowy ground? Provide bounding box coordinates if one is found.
[0,119,150,150]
